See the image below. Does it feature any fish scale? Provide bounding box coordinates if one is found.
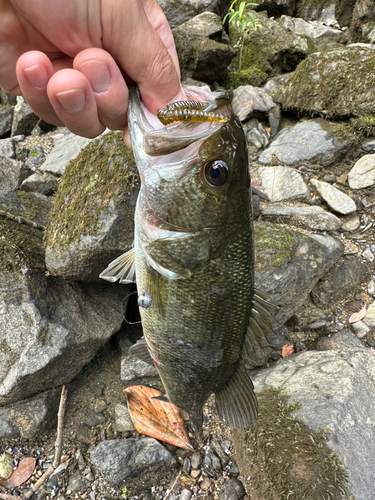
[100,85,275,438]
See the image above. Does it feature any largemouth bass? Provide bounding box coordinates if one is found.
[100,85,274,435]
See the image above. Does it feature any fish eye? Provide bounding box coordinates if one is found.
[204,160,229,187]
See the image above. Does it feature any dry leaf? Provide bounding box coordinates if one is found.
[0,457,36,488]
[281,344,295,358]
[124,385,194,450]
[349,303,367,324]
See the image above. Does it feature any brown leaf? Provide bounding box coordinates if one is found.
[281,344,295,357]
[124,385,194,451]
[0,457,36,488]
[349,303,367,324]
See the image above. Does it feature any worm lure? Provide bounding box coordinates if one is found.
[157,100,228,125]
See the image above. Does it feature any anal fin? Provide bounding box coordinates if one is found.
[129,337,154,365]
[215,363,258,429]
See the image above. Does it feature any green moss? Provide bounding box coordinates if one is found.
[254,224,294,268]
[278,46,375,119]
[45,131,139,249]
[225,67,268,88]
[234,388,349,499]
[351,115,375,136]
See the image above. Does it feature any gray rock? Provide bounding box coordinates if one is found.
[255,0,295,17]
[258,121,344,166]
[0,104,14,137]
[0,269,130,405]
[20,171,59,195]
[350,0,375,44]
[173,13,234,84]
[261,204,341,230]
[66,471,91,494]
[362,247,375,262]
[361,138,375,152]
[335,0,356,27]
[315,329,364,351]
[363,301,375,328]
[351,320,370,339]
[368,279,375,296]
[203,448,221,472]
[311,255,370,306]
[232,86,275,122]
[263,74,293,96]
[279,15,345,43]
[190,451,201,469]
[157,0,218,28]
[348,153,375,189]
[245,120,270,149]
[121,358,158,382]
[253,344,375,500]
[114,403,135,432]
[11,97,39,136]
[0,138,15,158]
[0,389,60,439]
[0,89,17,106]
[340,213,360,231]
[268,105,281,136]
[0,190,52,228]
[310,178,357,214]
[224,477,246,500]
[258,166,309,202]
[318,3,339,27]
[180,489,192,500]
[83,408,105,427]
[90,438,173,483]
[254,224,343,323]
[41,132,93,175]
[0,157,24,192]
[295,0,336,20]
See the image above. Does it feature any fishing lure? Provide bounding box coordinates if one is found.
[157,100,227,125]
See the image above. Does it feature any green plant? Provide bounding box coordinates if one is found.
[121,486,129,499]
[223,1,261,70]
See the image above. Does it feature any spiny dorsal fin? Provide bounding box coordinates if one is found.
[215,364,258,429]
[99,248,135,283]
[129,337,154,365]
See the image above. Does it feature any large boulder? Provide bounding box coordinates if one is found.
[44,131,139,282]
[350,0,375,43]
[157,0,225,28]
[276,46,375,118]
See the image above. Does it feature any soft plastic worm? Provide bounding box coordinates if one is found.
[157,100,227,125]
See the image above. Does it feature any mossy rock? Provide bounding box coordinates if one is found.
[233,388,349,500]
[45,131,139,282]
[225,10,312,88]
[277,46,375,118]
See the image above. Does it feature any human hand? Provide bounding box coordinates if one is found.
[0,0,181,138]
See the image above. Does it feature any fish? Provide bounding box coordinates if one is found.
[100,85,274,436]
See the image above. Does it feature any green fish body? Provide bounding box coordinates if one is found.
[100,86,273,435]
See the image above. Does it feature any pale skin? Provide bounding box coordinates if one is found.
[0,0,182,142]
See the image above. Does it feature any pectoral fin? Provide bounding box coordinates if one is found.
[129,337,154,365]
[215,363,258,428]
[99,248,136,283]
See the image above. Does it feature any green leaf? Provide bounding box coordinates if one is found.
[238,1,246,17]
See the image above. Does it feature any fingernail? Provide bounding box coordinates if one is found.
[23,64,49,90]
[79,60,111,93]
[55,89,86,113]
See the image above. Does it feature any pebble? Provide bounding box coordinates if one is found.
[340,214,360,231]
[204,449,222,472]
[179,489,192,500]
[190,451,202,469]
[190,469,200,479]
[114,403,135,432]
[258,166,309,202]
[363,302,375,328]
[182,457,191,476]
[310,178,357,215]
[363,248,375,262]
[351,321,370,339]
[368,280,375,296]
[200,476,211,491]
[348,154,375,189]
[223,477,246,500]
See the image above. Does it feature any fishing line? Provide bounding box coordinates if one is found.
[121,291,142,325]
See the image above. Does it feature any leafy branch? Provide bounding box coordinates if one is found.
[223,1,261,70]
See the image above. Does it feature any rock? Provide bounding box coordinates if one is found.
[350,0,375,43]
[368,279,375,296]
[0,157,25,192]
[0,267,130,405]
[0,190,52,229]
[44,131,139,282]
[268,105,281,136]
[180,489,192,500]
[83,408,105,427]
[361,138,375,152]
[263,74,292,96]
[258,166,309,202]
[311,255,370,305]
[173,13,234,84]
[363,301,375,328]
[190,451,201,469]
[0,105,14,138]
[335,0,356,27]
[258,121,344,166]
[351,320,370,338]
[20,171,59,195]
[224,477,246,500]
[255,0,295,17]
[315,329,364,351]
[66,471,91,494]
[90,438,174,483]
[245,120,270,149]
[310,178,357,215]
[261,204,341,230]
[279,15,346,44]
[251,343,375,500]
[295,0,336,21]
[340,213,360,231]
[227,11,311,88]
[157,0,219,28]
[318,3,340,27]
[254,224,343,324]
[41,131,93,175]
[203,448,221,472]
[114,403,135,432]
[277,46,375,117]
[11,98,39,136]
[0,138,15,158]
[0,389,60,439]
[121,358,158,381]
[348,153,375,189]
[232,86,275,122]
[362,247,375,262]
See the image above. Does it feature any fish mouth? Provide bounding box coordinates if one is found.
[128,85,232,156]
